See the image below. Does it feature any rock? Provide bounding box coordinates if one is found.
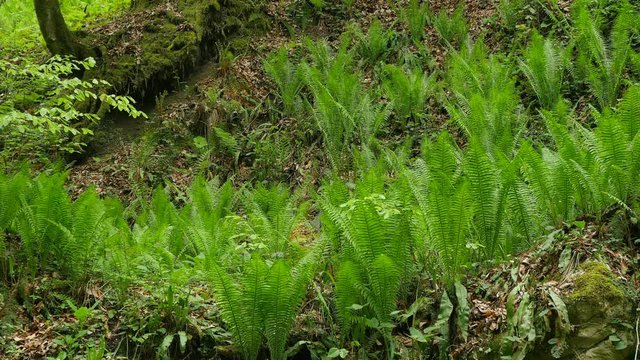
[530,261,635,360]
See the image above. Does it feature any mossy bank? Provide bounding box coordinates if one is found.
[81,0,264,102]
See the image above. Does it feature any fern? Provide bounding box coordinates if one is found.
[501,157,539,252]
[208,252,318,360]
[447,89,522,157]
[181,176,237,261]
[447,40,513,98]
[50,188,110,280]
[592,111,631,200]
[242,184,308,257]
[406,134,472,286]
[303,46,366,171]
[139,187,189,261]
[497,0,525,29]
[263,252,317,360]
[352,18,395,66]
[0,171,29,232]
[464,139,504,258]
[335,260,365,332]
[382,64,434,124]
[356,94,391,149]
[14,173,71,276]
[402,0,430,43]
[264,48,303,116]
[0,171,30,276]
[322,172,413,354]
[208,259,264,360]
[520,144,576,227]
[573,1,637,109]
[519,33,569,109]
[432,6,469,47]
[426,177,472,287]
[617,84,640,141]
[211,127,239,158]
[446,40,522,155]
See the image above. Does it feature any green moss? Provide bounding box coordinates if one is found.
[80,0,261,103]
[568,261,624,304]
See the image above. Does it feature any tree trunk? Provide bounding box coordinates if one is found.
[34,0,90,58]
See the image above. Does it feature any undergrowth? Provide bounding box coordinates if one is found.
[1,0,640,359]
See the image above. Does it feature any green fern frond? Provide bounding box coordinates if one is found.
[617,84,640,140]
[432,6,469,47]
[264,48,303,115]
[352,18,395,65]
[0,171,29,231]
[335,260,365,332]
[573,1,635,109]
[464,140,502,257]
[382,65,434,124]
[402,0,429,42]
[424,178,471,286]
[264,250,318,360]
[209,260,262,360]
[519,33,569,109]
[368,254,401,323]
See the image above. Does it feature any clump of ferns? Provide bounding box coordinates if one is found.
[205,236,321,360]
[572,0,639,110]
[321,170,415,357]
[349,18,397,67]
[264,47,304,117]
[381,64,435,127]
[519,32,571,110]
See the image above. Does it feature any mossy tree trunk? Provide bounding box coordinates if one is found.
[34,0,92,58]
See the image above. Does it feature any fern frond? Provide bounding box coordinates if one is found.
[264,48,303,115]
[432,6,469,47]
[209,261,261,360]
[382,65,434,124]
[464,140,501,257]
[617,84,640,141]
[402,0,429,42]
[368,254,401,324]
[519,33,569,109]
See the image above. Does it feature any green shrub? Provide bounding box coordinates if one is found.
[0,56,145,168]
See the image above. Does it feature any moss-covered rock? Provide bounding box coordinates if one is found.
[529,261,635,360]
[564,261,633,360]
[568,261,625,306]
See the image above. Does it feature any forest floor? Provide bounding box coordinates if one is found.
[68,0,506,200]
[3,0,640,359]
